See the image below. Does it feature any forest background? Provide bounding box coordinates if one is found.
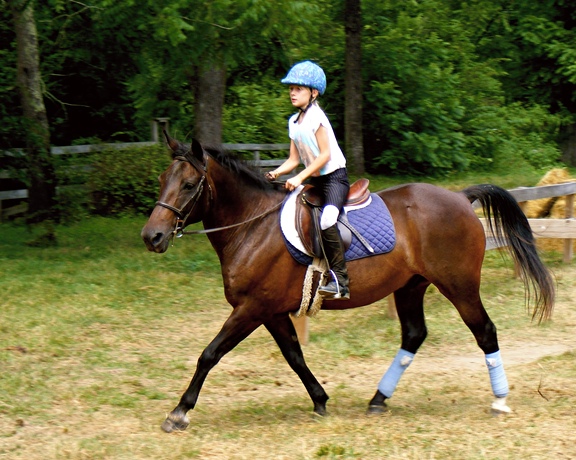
[1,0,576,224]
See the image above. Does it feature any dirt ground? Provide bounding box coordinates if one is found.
[1,259,575,459]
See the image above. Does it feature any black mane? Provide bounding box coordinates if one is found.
[204,145,279,191]
[169,140,282,191]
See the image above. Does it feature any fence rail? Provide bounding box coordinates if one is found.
[477,182,576,262]
[0,142,289,211]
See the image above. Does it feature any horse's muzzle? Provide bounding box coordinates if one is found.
[141,226,170,253]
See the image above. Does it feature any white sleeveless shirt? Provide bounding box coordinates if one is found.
[287,103,346,176]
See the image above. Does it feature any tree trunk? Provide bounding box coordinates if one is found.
[560,122,576,167]
[193,62,227,145]
[11,0,58,224]
[344,0,364,175]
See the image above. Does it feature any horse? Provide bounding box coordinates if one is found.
[141,133,554,433]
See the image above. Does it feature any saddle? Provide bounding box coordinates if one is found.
[295,178,371,257]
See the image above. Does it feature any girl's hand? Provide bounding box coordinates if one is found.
[285,176,302,191]
[265,171,277,181]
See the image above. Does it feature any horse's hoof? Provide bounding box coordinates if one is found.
[313,404,327,417]
[490,397,511,416]
[366,404,388,416]
[161,413,190,433]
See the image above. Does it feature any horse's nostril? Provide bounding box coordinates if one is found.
[152,232,164,246]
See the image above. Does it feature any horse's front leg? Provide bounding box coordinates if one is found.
[162,309,261,433]
[265,314,329,416]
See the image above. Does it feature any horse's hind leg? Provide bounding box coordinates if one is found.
[368,276,430,414]
[439,282,511,414]
[265,315,329,415]
[162,309,262,433]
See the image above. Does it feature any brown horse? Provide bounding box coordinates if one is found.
[141,134,554,433]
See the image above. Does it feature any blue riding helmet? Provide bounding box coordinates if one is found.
[281,61,327,95]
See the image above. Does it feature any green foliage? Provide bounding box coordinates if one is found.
[87,144,171,216]
[462,102,562,172]
[362,0,481,174]
[489,103,562,171]
[361,0,567,176]
[222,75,292,147]
[0,5,19,149]
[117,0,321,137]
[1,0,574,178]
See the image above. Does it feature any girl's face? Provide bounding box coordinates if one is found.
[289,85,317,110]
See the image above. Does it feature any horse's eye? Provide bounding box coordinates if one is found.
[183,182,196,191]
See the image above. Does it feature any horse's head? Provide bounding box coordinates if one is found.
[141,132,211,253]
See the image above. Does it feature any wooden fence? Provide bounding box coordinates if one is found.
[0,141,289,220]
[480,182,576,263]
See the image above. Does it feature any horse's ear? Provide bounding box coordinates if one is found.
[163,130,180,153]
[191,138,205,164]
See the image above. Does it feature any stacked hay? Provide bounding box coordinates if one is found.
[524,168,576,252]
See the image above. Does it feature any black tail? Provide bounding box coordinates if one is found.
[462,184,555,322]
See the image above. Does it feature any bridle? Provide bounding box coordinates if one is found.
[154,153,285,239]
[154,154,209,238]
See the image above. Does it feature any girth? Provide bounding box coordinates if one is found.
[295,179,371,257]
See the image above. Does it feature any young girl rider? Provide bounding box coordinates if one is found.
[266,61,351,300]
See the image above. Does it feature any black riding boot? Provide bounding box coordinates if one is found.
[318,224,350,300]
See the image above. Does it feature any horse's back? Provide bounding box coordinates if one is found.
[378,183,480,228]
[377,183,486,273]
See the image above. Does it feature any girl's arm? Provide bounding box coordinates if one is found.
[285,125,330,190]
[266,140,300,180]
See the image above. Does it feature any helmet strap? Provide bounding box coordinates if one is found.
[294,89,317,123]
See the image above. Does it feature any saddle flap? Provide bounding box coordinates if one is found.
[295,197,317,255]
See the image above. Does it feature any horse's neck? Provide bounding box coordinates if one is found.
[204,175,283,250]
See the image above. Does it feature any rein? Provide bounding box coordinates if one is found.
[154,154,286,239]
[180,200,283,236]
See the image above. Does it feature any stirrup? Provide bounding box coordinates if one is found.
[318,270,350,300]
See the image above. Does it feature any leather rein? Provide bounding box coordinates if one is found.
[154,154,284,239]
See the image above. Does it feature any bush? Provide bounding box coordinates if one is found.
[88,144,171,216]
[466,103,563,172]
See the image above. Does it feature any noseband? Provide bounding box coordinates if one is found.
[155,154,210,238]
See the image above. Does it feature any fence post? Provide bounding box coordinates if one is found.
[387,295,398,319]
[291,316,309,345]
[150,117,170,142]
[564,194,574,263]
[513,201,529,277]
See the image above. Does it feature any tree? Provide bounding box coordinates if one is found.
[344,0,364,174]
[95,0,320,144]
[454,0,576,164]
[192,63,227,145]
[10,0,58,227]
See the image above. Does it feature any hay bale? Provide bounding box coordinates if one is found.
[525,168,571,218]
[528,168,576,252]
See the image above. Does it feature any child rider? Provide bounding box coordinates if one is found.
[266,61,350,300]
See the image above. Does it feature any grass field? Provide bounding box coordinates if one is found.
[1,177,575,459]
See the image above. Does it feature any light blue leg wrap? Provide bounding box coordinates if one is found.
[378,349,415,399]
[485,350,509,398]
